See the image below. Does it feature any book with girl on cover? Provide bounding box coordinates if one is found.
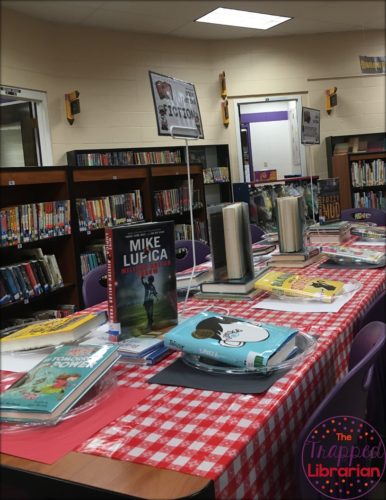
[106,221,177,340]
[0,344,120,423]
[164,311,298,369]
[255,270,345,303]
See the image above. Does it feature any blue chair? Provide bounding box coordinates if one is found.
[295,321,386,499]
[250,223,265,243]
[82,264,108,307]
[341,207,386,226]
[175,240,210,272]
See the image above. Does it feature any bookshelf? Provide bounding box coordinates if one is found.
[0,167,79,328]
[233,176,319,230]
[326,133,386,177]
[332,151,386,210]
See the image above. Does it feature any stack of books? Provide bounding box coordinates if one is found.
[268,247,321,268]
[118,337,171,365]
[321,245,385,265]
[306,221,351,245]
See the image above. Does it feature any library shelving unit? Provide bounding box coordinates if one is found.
[188,144,232,204]
[0,167,79,327]
[331,151,386,210]
[66,147,207,305]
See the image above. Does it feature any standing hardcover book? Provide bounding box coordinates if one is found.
[255,270,345,303]
[164,311,298,368]
[0,312,107,353]
[106,221,177,340]
[0,344,120,423]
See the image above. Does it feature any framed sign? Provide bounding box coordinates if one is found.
[149,71,204,139]
[301,106,320,145]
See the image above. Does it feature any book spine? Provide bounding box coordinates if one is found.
[105,228,119,341]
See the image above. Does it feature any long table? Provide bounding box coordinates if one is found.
[1,246,385,499]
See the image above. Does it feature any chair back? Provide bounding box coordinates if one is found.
[296,321,386,499]
[341,207,386,226]
[175,240,210,272]
[357,289,386,332]
[82,264,108,308]
[250,224,265,243]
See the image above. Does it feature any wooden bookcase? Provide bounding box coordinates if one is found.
[332,151,386,210]
[0,167,79,327]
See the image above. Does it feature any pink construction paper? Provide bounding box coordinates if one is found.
[0,386,149,464]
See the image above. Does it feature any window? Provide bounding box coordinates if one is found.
[0,86,53,167]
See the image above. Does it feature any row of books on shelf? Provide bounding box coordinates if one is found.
[153,187,202,217]
[353,191,385,210]
[203,167,230,184]
[1,201,71,248]
[80,246,107,277]
[76,191,144,232]
[74,149,182,167]
[0,250,63,306]
[351,159,385,187]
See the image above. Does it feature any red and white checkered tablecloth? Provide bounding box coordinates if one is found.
[75,255,385,500]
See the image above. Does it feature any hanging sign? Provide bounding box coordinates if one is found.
[149,71,204,139]
[359,55,386,74]
[301,107,320,145]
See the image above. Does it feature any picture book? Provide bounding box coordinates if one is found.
[119,344,171,365]
[0,344,120,423]
[106,221,177,340]
[254,270,345,303]
[118,336,163,357]
[321,245,385,264]
[351,226,386,240]
[317,177,341,224]
[163,311,298,368]
[0,312,107,353]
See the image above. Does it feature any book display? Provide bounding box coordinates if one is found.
[106,221,177,339]
[164,311,299,369]
[254,269,360,303]
[0,312,106,352]
[0,343,119,423]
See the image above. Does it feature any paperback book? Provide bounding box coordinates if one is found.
[0,312,106,353]
[106,221,177,340]
[163,311,298,368]
[255,270,345,303]
[0,344,120,423]
[321,245,385,264]
[317,177,341,224]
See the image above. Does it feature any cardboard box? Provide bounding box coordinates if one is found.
[254,169,277,182]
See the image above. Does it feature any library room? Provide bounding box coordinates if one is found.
[0,1,385,499]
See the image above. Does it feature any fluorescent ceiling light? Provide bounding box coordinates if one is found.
[196,7,291,30]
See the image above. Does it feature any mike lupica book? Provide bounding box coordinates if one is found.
[106,221,177,340]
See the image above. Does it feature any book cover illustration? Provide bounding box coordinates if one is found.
[321,245,385,264]
[106,221,177,340]
[0,312,106,352]
[164,311,298,368]
[317,177,341,224]
[0,344,119,422]
[255,270,345,303]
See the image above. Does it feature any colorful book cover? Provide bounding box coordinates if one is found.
[321,245,385,264]
[0,312,106,352]
[255,270,345,303]
[317,177,341,224]
[164,311,298,368]
[0,344,120,423]
[106,221,177,340]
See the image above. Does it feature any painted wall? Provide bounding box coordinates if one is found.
[1,7,385,180]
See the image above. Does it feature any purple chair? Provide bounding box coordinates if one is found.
[250,223,265,243]
[175,240,210,272]
[341,207,386,226]
[296,321,386,499]
[82,264,107,307]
